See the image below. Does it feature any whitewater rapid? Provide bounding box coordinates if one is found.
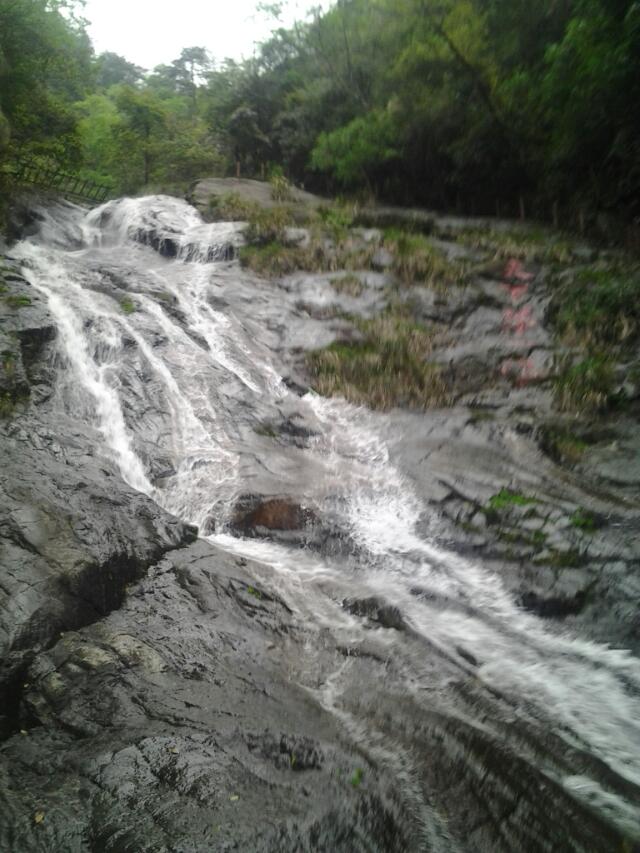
[11,195,640,841]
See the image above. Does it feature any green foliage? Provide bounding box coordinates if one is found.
[120,298,136,315]
[307,309,449,410]
[5,294,31,308]
[311,110,399,189]
[0,0,93,167]
[455,228,573,263]
[245,205,292,244]
[554,355,616,414]
[570,509,598,533]
[269,170,292,201]
[385,230,468,289]
[550,264,640,349]
[350,768,364,788]
[208,192,257,220]
[2,0,638,226]
[539,426,588,466]
[196,0,640,224]
[315,206,355,244]
[488,489,537,510]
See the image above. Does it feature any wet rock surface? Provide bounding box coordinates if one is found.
[0,542,413,852]
[0,256,195,718]
[2,195,640,851]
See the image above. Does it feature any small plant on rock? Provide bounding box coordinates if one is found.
[269,170,292,202]
[554,354,616,414]
[384,230,467,289]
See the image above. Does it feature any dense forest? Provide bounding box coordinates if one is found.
[1,0,639,229]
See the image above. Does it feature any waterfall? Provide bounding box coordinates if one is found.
[12,195,640,842]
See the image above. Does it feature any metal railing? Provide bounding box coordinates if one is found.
[11,159,111,205]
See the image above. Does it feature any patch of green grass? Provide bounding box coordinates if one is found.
[5,294,31,308]
[455,227,573,263]
[239,241,303,277]
[488,489,538,511]
[246,586,262,600]
[539,425,589,465]
[494,526,546,551]
[315,205,355,244]
[307,310,448,411]
[570,509,598,533]
[245,205,293,245]
[330,274,365,297]
[208,192,257,221]
[209,194,295,244]
[350,767,364,788]
[120,298,136,315]
[554,355,616,414]
[384,230,468,290]
[239,238,377,278]
[532,530,548,548]
[549,263,640,350]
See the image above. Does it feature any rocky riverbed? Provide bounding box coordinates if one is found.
[1,187,639,851]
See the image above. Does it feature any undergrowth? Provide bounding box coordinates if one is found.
[554,354,616,414]
[454,227,573,263]
[539,425,589,465]
[239,238,377,277]
[488,489,538,510]
[549,262,640,350]
[384,230,468,289]
[330,273,365,297]
[307,308,448,410]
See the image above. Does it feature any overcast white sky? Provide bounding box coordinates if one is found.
[82,0,331,70]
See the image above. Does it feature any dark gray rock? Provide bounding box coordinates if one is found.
[0,541,414,852]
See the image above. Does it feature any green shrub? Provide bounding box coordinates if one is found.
[208,192,257,221]
[315,205,355,244]
[269,171,292,202]
[245,205,292,245]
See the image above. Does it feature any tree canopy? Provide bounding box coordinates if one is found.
[1,0,639,225]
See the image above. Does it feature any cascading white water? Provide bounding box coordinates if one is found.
[12,195,640,840]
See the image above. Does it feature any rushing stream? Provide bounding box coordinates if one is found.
[11,196,640,847]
